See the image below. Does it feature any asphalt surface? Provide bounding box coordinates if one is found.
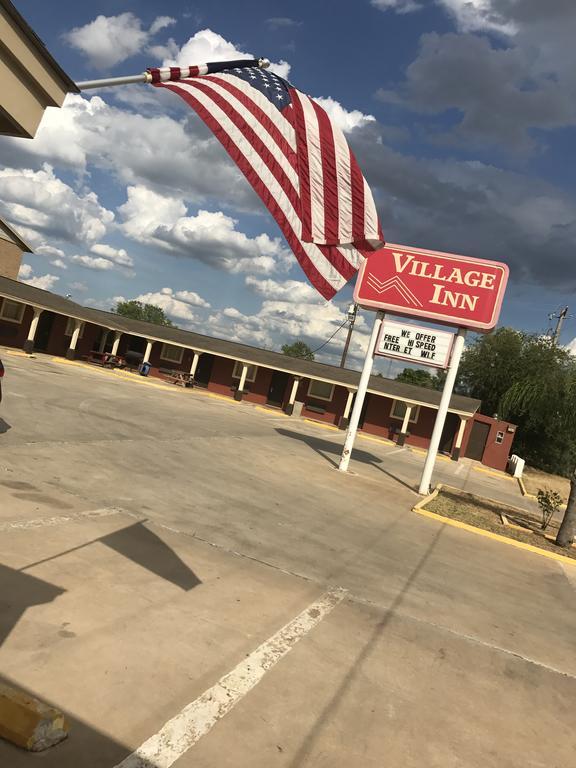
[0,350,575,767]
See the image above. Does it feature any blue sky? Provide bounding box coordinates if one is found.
[1,0,575,369]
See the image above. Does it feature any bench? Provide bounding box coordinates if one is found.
[163,369,193,387]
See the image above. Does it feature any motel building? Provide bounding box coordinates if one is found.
[0,261,516,472]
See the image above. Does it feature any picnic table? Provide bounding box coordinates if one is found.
[85,351,125,368]
[165,370,193,387]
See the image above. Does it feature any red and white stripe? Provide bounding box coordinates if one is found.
[156,74,384,299]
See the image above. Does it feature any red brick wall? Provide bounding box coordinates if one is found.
[0,300,30,347]
[243,366,275,406]
[206,355,236,397]
[461,413,516,471]
[300,381,349,426]
[360,395,437,447]
[147,343,194,378]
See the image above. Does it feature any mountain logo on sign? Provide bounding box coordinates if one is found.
[365,273,423,308]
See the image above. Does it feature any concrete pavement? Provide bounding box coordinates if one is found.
[0,351,575,766]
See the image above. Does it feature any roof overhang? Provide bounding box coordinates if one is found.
[0,0,78,139]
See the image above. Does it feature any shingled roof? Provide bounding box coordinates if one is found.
[0,274,481,416]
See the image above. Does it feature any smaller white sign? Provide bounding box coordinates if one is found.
[375,319,454,368]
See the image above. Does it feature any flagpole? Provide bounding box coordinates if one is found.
[76,58,271,91]
[76,73,153,90]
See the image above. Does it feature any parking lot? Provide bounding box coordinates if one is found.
[1,350,575,767]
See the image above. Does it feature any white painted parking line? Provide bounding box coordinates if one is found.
[113,587,347,768]
[384,447,405,457]
[0,507,124,532]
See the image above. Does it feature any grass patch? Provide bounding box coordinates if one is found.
[426,488,576,560]
[523,466,570,500]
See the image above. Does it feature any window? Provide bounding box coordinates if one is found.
[160,343,184,364]
[307,380,335,402]
[390,400,420,423]
[64,317,84,338]
[232,361,257,382]
[496,431,505,444]
[0,299,25,324]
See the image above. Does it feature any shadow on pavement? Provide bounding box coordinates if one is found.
[0,674,159,767]
[0,418,11,434]
[287,527,445,768]
[19,521,202,593]
[100,521,201,591]
[0,564,65,648]
[276,428,417,493]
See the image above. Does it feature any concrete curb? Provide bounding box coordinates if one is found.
[517,476,536,498]
[413,485,576,567]
[473,465,516,482]
[0,684,68,752]
[412,484,442,511]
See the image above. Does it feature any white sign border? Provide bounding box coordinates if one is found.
[375,318,455,369]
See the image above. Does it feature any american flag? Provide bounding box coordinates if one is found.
[149,59,385,299]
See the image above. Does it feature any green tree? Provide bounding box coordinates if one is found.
[114,300,174,327]
[501,361,576,548]
[395,367,444,390]
[458,328,575,473]
[281,340,315,361]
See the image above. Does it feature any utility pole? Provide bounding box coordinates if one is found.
[340,303,358,368]
[551,306,569,345]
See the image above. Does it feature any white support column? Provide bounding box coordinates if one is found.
[452,417,468,461]
[340,389,355,429]
[286,376,301,415]
[23,308,43,353]
[98,330,109,353]
[143,339,153,364]
[419,328,467,494]
[234,363,249,401]
[189,351,200,377]
[111,332,122,356]
[397,404,413,447]
[339,311,385,472]
[66,320,83,360]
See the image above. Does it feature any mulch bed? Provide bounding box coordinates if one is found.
[426,487,576,560]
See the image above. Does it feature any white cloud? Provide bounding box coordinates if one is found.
[372,0,516,33]
[20,272,60,290]
[36,245,65,259]
[371,0,423,14]
[0,94,258,212]
[245,277,323,303]
[18,263,33,279]
[133,287,209,322]
[566,338,576,355]
[313,97,375,133]
[119,185,292,275]
[204,296,371,366]
[173,289,211,308]
[0,165,114,246]
[265,17,303,30]
[64,12,176,69]
[72,254,115,271]
[50,258,67,269]
[439,1,517,35]
[69,281,88,292]
[90,243,133,267]
[160,28,291,81]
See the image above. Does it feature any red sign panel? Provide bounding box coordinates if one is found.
[354,243,509,331]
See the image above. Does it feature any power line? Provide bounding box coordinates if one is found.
[310,318,350,355]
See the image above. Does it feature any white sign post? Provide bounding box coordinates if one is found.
[338,311,385,473]
[418,327,467,495]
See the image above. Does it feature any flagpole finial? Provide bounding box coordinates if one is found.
[258,58,271,69]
